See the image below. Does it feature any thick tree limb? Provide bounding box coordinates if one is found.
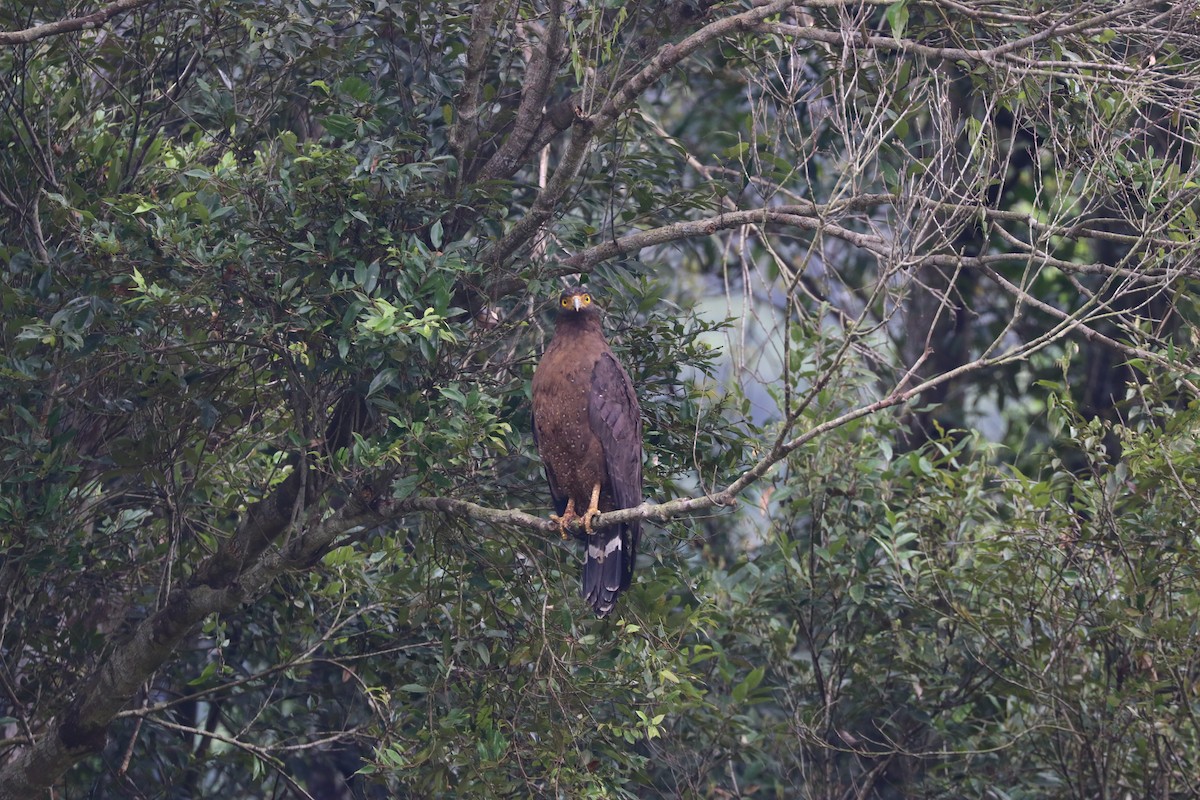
[0,499,378,799]
[0,0,161,45]
[0,394,368,797]
[449,0,503,171]
[475,0,565,184]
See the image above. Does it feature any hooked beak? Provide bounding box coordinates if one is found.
[572,295,582,312]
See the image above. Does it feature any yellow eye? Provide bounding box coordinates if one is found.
[581,294,591,304]
[561,297,570,307]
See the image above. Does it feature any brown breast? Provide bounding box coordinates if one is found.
[532,332,610,509]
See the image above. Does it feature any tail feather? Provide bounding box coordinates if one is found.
[582,525,635,617]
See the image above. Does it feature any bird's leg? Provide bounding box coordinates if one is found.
[550,498,577,540]
[580,482,602,535]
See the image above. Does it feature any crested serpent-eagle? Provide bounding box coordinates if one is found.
[531,287,643,617]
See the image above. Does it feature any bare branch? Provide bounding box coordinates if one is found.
[387,331,1093,538]
[760,1,1173,78]
[0,0,161,46]
[981,264,1200,394]
[146,716,320,800]
[478,0,799,269]
[560,207,882,272]
[557,203,1192,285]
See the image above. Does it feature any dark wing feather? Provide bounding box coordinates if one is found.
[589,351,643,514]
[588,350,643,608]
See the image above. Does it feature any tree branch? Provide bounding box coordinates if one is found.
[0,490,376,797]
[1,249,358,797]
[559,207,881,271]
[449,0,503,173]
[558,203,1189,284]
[387,344,1031,537]
[477,0,799,270]
[476,0,565,184]
[760,1,1169,78]
[146,716,319,800]
[592,0,797,130]
[0,0,161,45]
[980,264,1200,394]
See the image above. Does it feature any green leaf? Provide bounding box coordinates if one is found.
[188,661,218,686]
[322,114,357,138]
[886,0,909,40]
[732,666,765,703]
[723,141,750,159]
[440,385,466,405]
[338,75,372,103]
[368,368,398,397]
[848,583,865,604]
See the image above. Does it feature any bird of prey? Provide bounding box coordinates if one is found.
[531,286,643,617]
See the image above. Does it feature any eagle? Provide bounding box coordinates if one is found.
[531,286,643,617]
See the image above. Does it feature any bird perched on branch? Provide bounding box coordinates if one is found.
[532,286,643,617]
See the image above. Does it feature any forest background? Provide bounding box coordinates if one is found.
[3,1,1200,798]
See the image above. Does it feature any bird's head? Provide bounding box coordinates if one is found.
[556,286,600,318]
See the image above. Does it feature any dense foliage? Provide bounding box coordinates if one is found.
[3,0,1200,797]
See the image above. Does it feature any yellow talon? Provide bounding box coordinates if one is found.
[550,498,577,539]
[580,483,602,535]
